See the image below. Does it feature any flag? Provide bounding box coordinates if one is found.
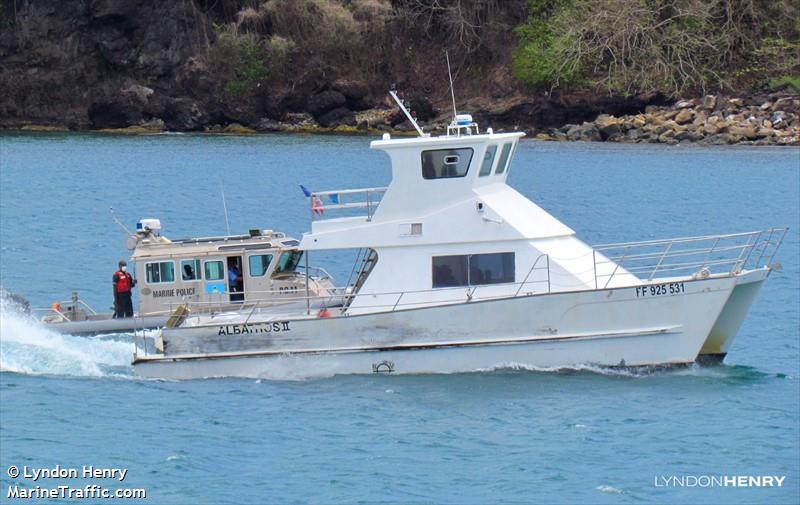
[299,184,312,197]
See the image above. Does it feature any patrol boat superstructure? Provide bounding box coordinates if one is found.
[38,221,338,335]
[133,99,786,379]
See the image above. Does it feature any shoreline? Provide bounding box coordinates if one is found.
[3,93,798,146]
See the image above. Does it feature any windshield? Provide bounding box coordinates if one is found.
[273,250,304,277]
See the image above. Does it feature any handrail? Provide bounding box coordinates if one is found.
[313,187,387,197]
[515,254,550,296]
[592,227,787,287]
[310,187,387,221]
[593,230,771,249]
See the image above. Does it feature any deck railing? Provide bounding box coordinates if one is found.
[310,187,387,221]
[593,228,787,288]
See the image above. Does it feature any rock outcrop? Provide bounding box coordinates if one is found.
[541,94,799,145]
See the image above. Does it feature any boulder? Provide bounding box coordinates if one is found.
[675,109,694,125]
[658,130,676,143]
[708,133,734,145]
[160,97,207,130]
[772,97,795,111]
[316,106,356,127]
[654,120,678,135]
[595,114,623,139]
[675,100,693,109]
[692,111,707,126]
[728,125,758,140]
[700,95,717,111]
[631,115,646,129]
[307,90,347,117]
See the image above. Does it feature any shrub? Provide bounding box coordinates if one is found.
[513,0,800,96]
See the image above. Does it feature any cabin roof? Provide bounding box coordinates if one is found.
[370,131,524,151]
[131,233,299,260]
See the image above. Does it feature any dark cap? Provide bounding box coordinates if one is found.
[119,259,127,267]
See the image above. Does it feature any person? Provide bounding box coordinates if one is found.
[113,260,136,318]
[228,263,243,302]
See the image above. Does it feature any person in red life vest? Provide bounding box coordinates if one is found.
[113,259,137,318]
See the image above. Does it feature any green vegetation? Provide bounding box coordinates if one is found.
[211,24,291,97]
[513,0,800,96]
[205,0,797,100]
[769,75,800,92]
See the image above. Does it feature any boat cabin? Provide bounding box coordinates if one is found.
[300,117,638,315]
[129,219,333,315]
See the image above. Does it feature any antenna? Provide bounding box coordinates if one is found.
[109,207,133,235]
[220,180,231,236]
[446,51,457,119]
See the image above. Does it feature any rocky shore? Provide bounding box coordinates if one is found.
[8,87,799,147]
[538,93,800,146]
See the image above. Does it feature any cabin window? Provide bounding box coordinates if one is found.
[432,255,469,288]
[180,259,201,281]
[249,254,274,277]
[204,260,224,281]
[469,252,515,284]
[145,261,175,284]
[421,148,473,179]
[479,145,497,177]
[432,252,515,288]
[495,143,513,175]
[273,250,304,277]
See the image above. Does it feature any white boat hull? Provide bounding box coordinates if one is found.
[133,270,769,380]
[699,268,769,360]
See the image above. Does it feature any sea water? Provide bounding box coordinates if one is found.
[0,133,798,504]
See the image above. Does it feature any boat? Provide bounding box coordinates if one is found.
[36,220,338,335]
[133,91,786,379]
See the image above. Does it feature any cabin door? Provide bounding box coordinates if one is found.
[227,256,245,303]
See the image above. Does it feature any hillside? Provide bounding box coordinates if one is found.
[1,0,797,143]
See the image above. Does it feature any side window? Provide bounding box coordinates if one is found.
[495,143,513,175]
[432,252,515,288]
[146,261,175,284]
[421,148,473,179]
[204,260,224,281]
[249,254,273,277]
[469,252,515,285]
[432,255,469,288]
[479,145,497,177]
[181,259,201,281]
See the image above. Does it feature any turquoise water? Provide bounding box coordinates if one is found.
[0,133,798,504]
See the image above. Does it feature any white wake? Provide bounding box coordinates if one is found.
[0,291,134,377]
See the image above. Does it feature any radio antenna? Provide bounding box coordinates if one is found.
[220,179,231,236]
[109,207,133,235]
[446,51,458,119]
